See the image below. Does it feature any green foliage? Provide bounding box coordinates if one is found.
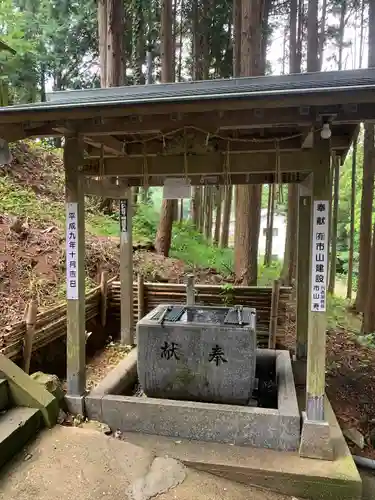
[132,203,159,243]
[0,0,99,104]
[326,294,361,333]
[336,132,365,282]
[258,259,283,286]
[220,283,235,306]
[170,220,234,275]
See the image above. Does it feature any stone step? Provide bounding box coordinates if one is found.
[0,406,42,469]
[0,379,9,412]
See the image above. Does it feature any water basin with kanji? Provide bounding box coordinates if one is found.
[137,304,257,405]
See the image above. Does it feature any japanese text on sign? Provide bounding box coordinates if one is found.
[119,199,128,243]
[311,200,329,312]
[66,202,78,300]
[160,341,228,366]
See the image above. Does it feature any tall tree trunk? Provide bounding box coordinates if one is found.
[289,0,298,73]
[264,183,275,267]
[107,0,125,87]
[220,185,232,248]
[235,0,264,285]
[233,0,241,77]
[347,131,358,300]
[204,187,214,241]
[177,0,184,81]
[338,1,346,71]
[98,0,107,87]
[359,0,365,68]
[281,184,298,285]
[214,187,222,246]
[191,187,201,228]
[132,0,144,84]
[318,0,327,69]
[328,155,340,295]
[155,0,175,256]
[357,0,375,312]
[281,0,301,284]
[307,0,319,72]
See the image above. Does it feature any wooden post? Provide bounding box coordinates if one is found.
[100,270,108,327]
[65,136,86,396]
[306,137,331,421]
[296,179,312,359]
[23,297,38,374]
[120,191,134,345]
[268,279,280,349]
[138,273,145,321]
[186,274,195,306]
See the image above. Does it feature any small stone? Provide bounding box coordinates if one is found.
[114,430,122,439]
[81,419,111,434]
[343,427,365,449]
[57,409,67,425]
[24,453,32,461]
[73,414,84,427]
[174,440,182,444]
[30,372,64,401]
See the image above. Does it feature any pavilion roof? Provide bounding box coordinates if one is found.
[1,68,375,115]
[0,69,374,184]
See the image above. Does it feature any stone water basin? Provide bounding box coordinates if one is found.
[137,304,257,405]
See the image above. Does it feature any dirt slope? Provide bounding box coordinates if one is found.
[0,142,192,328]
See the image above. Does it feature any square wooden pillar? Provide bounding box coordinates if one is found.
[296,177,312,361]
[120,189,134,345]
[64,136,86,398]
[299,136,333,460]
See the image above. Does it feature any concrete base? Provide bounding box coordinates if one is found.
[65,394,85,416]
[299,411,334,461]
[0,353,58,428]
[87,349,300,452]
[121,431,362,500]
[0,426,289,500]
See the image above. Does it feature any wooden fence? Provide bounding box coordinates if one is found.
[0,287,101,362]
[109,280,292,347]
[0,277,293,364]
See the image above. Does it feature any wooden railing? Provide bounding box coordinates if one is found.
[0,277,293,364]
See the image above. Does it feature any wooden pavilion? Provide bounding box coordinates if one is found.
[1,68,375,459]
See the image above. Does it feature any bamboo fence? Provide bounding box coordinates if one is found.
[110,281,292,347]
[1,278,293,363]
[0,287,101,360]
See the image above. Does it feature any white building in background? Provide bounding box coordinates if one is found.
[258,208,286,261]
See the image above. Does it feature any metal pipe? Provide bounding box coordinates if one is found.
[353,454,375,470]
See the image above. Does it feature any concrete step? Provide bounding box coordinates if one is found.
[0,379,9,411]
[0,406,42,469]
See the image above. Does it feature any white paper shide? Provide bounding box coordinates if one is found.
[163,177,191,199]
[311,200,329,312]
[66,202,78,300]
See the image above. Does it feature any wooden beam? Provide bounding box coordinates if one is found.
[94,171,308,186]
[84,177,129,198]
[306,136,331,421]
[84,151,314,177]
[85,134,350,158]
[83,135,125,156]
[119,195,133,345]
[64,136,86,396]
